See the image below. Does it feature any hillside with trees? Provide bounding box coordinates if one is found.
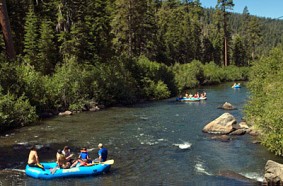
[0,0,282,135]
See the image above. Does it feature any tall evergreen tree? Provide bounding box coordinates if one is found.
[84,0,114,62]
[38,19,57,74]
[246,16,262,61]
[111,0,157,58]
[206,10,223,66]
[6,0,31,55]
[216,0,234,66]
[59,21,88,62]
[157,1,203,64]
[232,34,246,66]
[23,6,39,66]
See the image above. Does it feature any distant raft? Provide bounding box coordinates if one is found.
[25,160,113,179]
[232,83,241,88]
[176,97,206,102]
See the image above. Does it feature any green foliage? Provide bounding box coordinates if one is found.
[134,56,175,99]
[111,0,157,58]
[3,0,283,134]
[23,6,39,65]
[0,92,37,132]
[231,34,247,66]
[59,21,89,63]
[0,58,19,94]
[156,3,202,64]
[202,62,224,84]
[16,64,48,111]
[84,0,113,62]
[173,60,249,92]
[244,47,283,155]
[48,56,92,110]
[222,65,248,81]
[172,60,203,92]
[142,78,170,100]
[38,19,57,74]
[92,58,138,105]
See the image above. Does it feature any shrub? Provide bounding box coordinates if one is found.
[48,56,91,111]
[172,60,203,92]
[202,62,223,84]
[244,47,283,155]
[0,92,37,132]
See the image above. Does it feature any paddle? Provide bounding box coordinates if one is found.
[50,166,59,174]
[99,159,114,165]
[86,159,115,166]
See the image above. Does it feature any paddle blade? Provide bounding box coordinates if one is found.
[103,159,114,165]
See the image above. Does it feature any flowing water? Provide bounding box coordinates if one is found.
[0,83,282,185]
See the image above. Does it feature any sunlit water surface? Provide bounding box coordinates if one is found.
[0,83,282,185]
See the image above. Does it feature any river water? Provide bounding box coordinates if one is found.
[0,83,282,185]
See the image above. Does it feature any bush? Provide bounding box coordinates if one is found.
[0,92,37,132]
[172,60,203,92]
[202,62,223,84]
[223,65,248,81]
[244,47,283,155]
[16,64,48,112]
[142,78,170,100]
[48,56,92,111]
[92,58,138,105]
[128,56,174,100]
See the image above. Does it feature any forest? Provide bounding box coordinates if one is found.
[0,0,283,156]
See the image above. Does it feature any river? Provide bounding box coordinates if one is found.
[0,83,282,185]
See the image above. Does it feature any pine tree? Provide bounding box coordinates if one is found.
[246,16,262,61]
[216,0,234,66]
[232,34,246,66]
[38,19,57,74]
[59,21,88,62]
[23,6,39,66]
[111,0,157,58]
[84,0,113,62]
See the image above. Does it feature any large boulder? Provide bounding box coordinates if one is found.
[202,113,239,134]
[264,160,283,184]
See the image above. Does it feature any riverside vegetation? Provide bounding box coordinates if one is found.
[0,0,282,157]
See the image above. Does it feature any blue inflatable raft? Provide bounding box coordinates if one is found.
[176,97,202,102]
[232,84,241,88]
[25,161,112,179]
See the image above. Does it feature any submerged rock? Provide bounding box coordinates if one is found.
[218,170,261,184]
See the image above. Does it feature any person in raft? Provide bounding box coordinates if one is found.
[56,149,71,169]
[27,145,44,170]
[94,143,108,163]
[71,147,91,167]
[62,146,75,164]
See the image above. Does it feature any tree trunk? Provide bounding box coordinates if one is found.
[224,36,228,66]
[223,10,228,67]
[0,0,16,60]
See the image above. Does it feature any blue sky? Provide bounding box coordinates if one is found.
[199,0,283,19]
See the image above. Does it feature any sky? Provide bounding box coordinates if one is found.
[199,0,283,19]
